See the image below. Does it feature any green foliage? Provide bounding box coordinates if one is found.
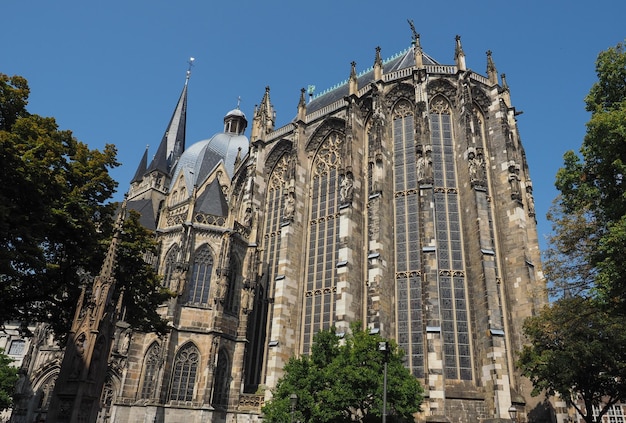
[518,297,626,423]
[549,40,626,306]
[115,209,174,335]
[530,39,626,423]
[0,349,19,411]
[0,73,119,336]
[0,72,172,339]
[543,196,598,297]
[0,74,29,131]
[262,323,423,423]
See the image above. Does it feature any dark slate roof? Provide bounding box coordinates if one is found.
[195,179,229,217]
[147,82,188,176]
[131,147,148,184]
[126,198,157,230]
[306,47,440,114]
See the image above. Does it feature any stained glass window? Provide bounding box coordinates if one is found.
[168,343,199,401]
[140,342,160,399]
[303,132,342,353]
[187,245,213,306]
[392,100,424,378]
[430,97,471,381]
[162,244,179,289]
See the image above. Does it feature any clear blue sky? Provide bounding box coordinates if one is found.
[3,0,625,251]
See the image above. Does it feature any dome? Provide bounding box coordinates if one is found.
[225,108,246,119]
[169,131,249,196]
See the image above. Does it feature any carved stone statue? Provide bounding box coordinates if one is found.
[468,150,479,183]
[340,173,354,203]
[417,147,432,183]
[283,192,295,221]
[243,207,252,227]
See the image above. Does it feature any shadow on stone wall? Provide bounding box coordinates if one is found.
[528,398,556,423]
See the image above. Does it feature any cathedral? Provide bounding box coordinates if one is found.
[12,29,550,423]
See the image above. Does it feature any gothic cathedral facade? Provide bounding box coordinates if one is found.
[14,33,548,423]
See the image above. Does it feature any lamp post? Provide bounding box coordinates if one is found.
[508,405,518,422]
[290,393,298,423]
[379,341,389,423]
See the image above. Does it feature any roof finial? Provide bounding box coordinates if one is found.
[486,50,498,85]
[408,19,419,45]
[237,96,242,109]
[186,57,195,82]
[454,35,466,71]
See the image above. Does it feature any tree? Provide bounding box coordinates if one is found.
[522,41,626,422]
[542,196,599,297]
[0,73,171,338]
[550,40,626,306]
[115,209,172,335]
[0,349,19,412]
[262,323,423,423]
[517,297,626,423]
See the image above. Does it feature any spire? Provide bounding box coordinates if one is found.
[486,50,498,85]
[131,146,148,184]
[99,197,127,282]
[297,87,307,122]
[146,59,191,176]
[455,35,466,71]
[500,73,512,106]
[349,61,358,96]
[373,46,383,81]
[251,86,275,141]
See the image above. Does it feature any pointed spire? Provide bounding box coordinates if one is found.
[349,61,358,96]
[500,73,512,106]
[146,60,190,176]
[251,86,275,141]
[131,146,148,184]
[374,46,383,81]
[501,73,509,91]
[455,35,466,71]
[486,50,498,85]
[297,87,307,122]
[99,196,127,283]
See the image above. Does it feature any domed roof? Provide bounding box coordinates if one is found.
[169,131,249,196]
[225,108,246,119]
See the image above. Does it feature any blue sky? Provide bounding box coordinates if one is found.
[3,0,625,250]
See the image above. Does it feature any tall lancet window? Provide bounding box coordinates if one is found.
[187,244,213,306]
[245,152,289,392]
[140,342,161,399]
[168,343,199,401]
[261,154,290,288]
[303,132,342,353]
[212,349,231,407]
[391,100,424,378]
[162,244,179,289]
[430,96,472,381]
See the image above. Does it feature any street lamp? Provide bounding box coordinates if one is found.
[508,405,518,422]
[379,341,390,423]
[290,393,298,423]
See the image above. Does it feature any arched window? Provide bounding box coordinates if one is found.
[303,132,342,353]
[139,342,161,399]
[187,245,213,306]
[429,96,471,381]
[212,349,230,407]
[162,244,179,289]
[37,372,57,411]
[168,343,199,402]
[391,99,424,379]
